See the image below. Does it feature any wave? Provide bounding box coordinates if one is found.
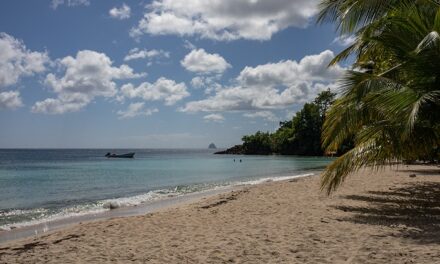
[0,172,315,231]
[232,173,314,186]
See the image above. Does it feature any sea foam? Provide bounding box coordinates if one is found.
[0,172,315,231]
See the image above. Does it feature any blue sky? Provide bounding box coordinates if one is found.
[0,0,351,148]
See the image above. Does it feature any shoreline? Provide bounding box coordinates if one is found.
[0,172,318,245]
[0,186,239,245]
[2,165,440,263]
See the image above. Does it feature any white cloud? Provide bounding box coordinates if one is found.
[237,50,343,86]
[181,50,345,113]
[109,4,131,20]
[0,33,49,88]
[243,111,278,122]
[130,0,319,41]
[51,0,90,9]
[183,40,196,50]
[203,113,224,123]
[32,50,144,114]
[285,109,297,120]
[332,35,356,46]
[117,102,158,119]
[0,91,23,110]
[190,76,204,89]
[32,97,88,114]
[120,77,189,105]
[181,49,231,75]
[124,48,170,61]
[190,76,222,94]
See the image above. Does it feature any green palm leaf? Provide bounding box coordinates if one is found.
[318,0,440,193]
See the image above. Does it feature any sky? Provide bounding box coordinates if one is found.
[0,0,353,148]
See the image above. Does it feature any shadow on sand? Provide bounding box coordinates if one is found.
[334,179,440,244]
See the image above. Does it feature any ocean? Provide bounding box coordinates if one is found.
[0,149,333,230]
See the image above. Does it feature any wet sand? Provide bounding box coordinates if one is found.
[0,187,240,244]
[1,165,440,263]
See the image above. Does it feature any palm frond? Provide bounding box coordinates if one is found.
[319,0,440,193]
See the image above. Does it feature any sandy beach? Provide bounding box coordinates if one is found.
[1,165,440,263]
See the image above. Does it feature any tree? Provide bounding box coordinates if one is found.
[318,0,440,194]
[314,89,335,120]
[288,89,337,156]
[242,131,272,155]
[271,122,295,154]
[236,90,337,156]
[290,103,322,155]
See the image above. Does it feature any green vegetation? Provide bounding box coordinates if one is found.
[318,0,440,193]
[271,90,336,156]
[233,90,351,156]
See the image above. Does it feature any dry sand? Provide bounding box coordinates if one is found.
[1,165,440,263]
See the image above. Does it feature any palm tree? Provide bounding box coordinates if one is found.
[318,0,440,194]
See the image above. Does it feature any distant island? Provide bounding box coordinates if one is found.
[208,143,217,149]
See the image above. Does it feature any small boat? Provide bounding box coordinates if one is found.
[105,152,135,158]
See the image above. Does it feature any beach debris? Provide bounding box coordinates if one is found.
[52,234,81,245]
[12,241,48,253]
[103,201,121,210]
[289,179,300,183]
[409,174,416,178]
[200,199,229,209]
[199,190,248,209]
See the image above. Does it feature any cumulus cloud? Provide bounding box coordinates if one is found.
[181,50,345,113]
[0,91,23,110]
[0,33,49,88]
[51,0,90,9]
[190,76,222,95]
[333,35,356,46]
[32,97,88,114]
[203,113,224,123]
[117,102,158,119]
[120,77,189,105]
[124,48,170,62]
[109,4,131,20]
[32,50,144,114]
[130,0,319,41]
[190,76,204,89]
[243,111,278,122]
[181,49,231,75]
[0,32,48,111]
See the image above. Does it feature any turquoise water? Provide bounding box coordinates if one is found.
[0,149,332,229]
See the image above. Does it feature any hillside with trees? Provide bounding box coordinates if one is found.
[216,90,352,156]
